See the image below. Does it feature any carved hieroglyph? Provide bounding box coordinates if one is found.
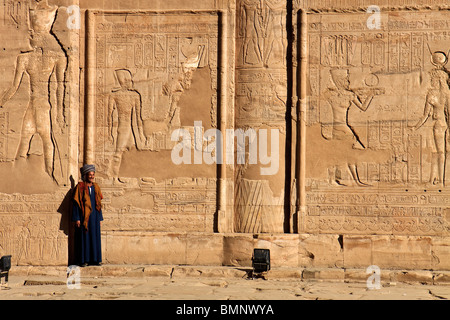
[303,7,450,236]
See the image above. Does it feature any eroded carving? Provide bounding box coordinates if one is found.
[91,12,218,178]
[107,69,145,178]
[0,0,68,183]
[323,68,384,186]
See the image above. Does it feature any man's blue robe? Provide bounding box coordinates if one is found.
[72,185,103,265]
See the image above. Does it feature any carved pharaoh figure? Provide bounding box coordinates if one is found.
[324,68,383,186]
[107,69,145,178]
[261,0,286,67]
[28,0,66,127]
[239,0,263,65]
[0,0,67,178]
[161,45,204,128]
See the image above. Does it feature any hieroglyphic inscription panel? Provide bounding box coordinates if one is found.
[304,9,450,235]
[100,177,217,232]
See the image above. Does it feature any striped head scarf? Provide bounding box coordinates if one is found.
[80,164,95,178]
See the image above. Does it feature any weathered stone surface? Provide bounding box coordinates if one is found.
[222,234,254,267]
[0,1,449,276]
[104,232,224,265]
[431,237,450,270]
[343,236,372,268]
[371,236,432,270]
[299,234,344,268]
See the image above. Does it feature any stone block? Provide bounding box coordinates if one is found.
[395,271,434,284]
[343,236,372,268]
[299,234,344,268]
[431,237,450,270]
[371,236,432,270]
[433,272,450,285]
[302,268,345,282]
[254,234,300,268]
[222,234,254,267]
[185,233,223,266]
[104,232,187,265]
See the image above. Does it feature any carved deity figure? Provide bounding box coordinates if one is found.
[239,0,264,65]
[161,45,204,128]
[239,0,286,68]
[412,69,450,186]
[261,0,285,67]
[324,68,383,186]
[28,0,66,127]
[107,69,145,178]
[0,0,66,177]
[429,50,450,88]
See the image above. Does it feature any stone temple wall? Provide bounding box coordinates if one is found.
[0,0,449,271]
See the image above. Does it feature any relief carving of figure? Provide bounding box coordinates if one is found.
[140,41,204,150]
[324,68,384,186]
[239,0,286,68]
[0,0,67,178]
[239,0,264,65]
[161,45,204,128]
[412,68,450,186]
[429,49,450,88]
[107,69,145,178]
[261,0,285,67]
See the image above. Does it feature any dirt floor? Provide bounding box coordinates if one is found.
[1,266,447,320]
[1,268,449,301]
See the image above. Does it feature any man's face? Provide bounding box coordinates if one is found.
[86,171,95,183]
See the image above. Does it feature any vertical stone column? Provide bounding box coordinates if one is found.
[297,8,307,232]
[84,9,95,166]
[234,0,288,233]
[217,9,231,232]
[68,0,80,183]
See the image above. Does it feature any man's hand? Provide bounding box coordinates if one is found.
[76,220,80,228]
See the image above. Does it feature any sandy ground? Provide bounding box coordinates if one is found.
[1,272,449,301]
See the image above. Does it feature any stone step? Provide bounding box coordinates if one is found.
[7,265,450,285]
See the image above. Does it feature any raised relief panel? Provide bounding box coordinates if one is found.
[0,0,79,265]
[88,11,221,232]
[0,195,68,265]
[304,8,450,236]
[0,0,81,187]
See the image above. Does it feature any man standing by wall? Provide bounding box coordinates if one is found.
[72,164,103,267]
